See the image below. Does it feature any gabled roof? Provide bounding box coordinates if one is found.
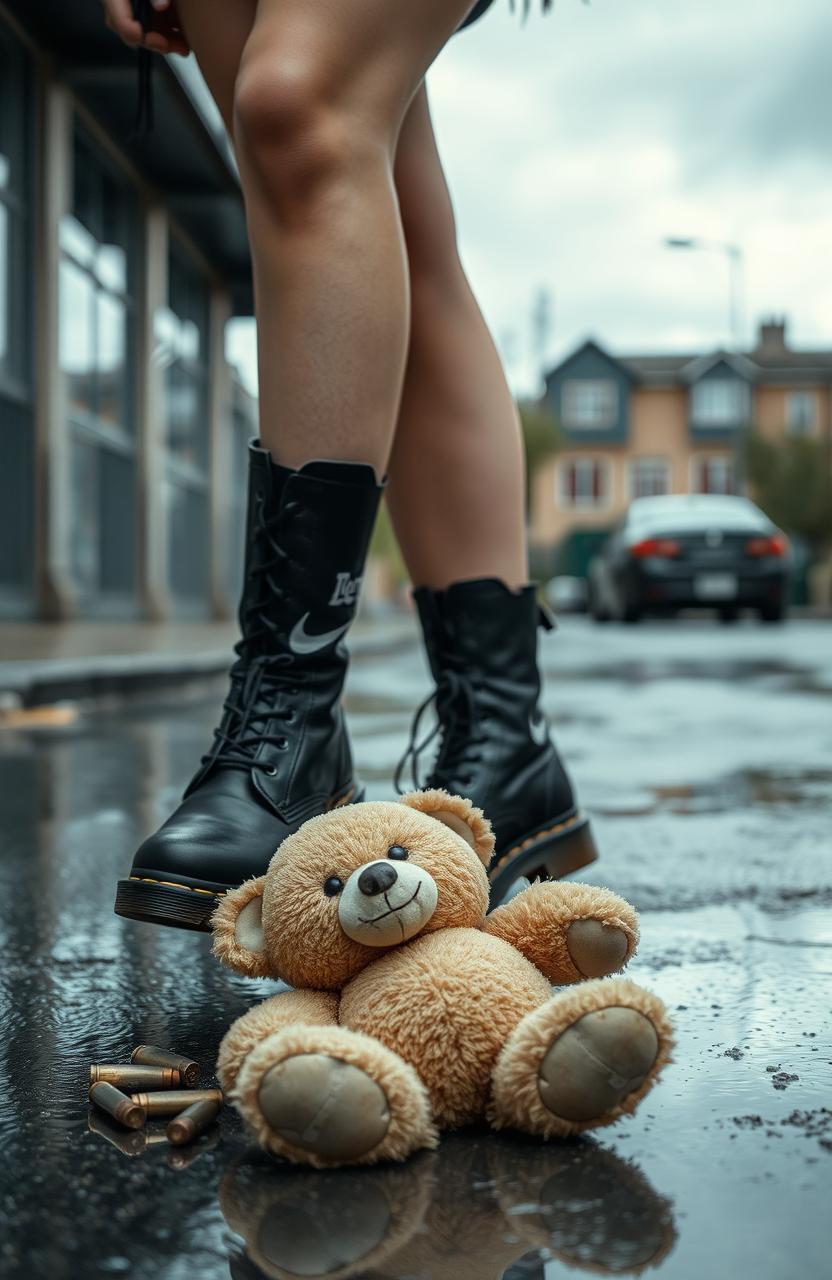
[546,338,832,388]
[544,338,638,387]
[676,349,761,384]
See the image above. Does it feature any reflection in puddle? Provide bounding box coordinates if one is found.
[221,1133,676,1279]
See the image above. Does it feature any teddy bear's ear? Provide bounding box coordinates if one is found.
[211,876,273,978]
[399,789,495,867]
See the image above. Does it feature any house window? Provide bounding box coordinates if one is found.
[562,379,618,429]
[691,379,749,425]
[785,390,817,436]
[557,458,610,509]
[629,457,670,499]
[691,455,735,495]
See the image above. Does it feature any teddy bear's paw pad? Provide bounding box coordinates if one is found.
[538,1007,659,1122]
[257,1053,391,1161]
[566,920,630,978]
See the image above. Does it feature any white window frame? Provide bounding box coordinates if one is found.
[689,454,735,496]
[561,378,618,429]
[785,389,817,436]
[556,457,612,510]
[628,456,671,499]
[691,378,750,426]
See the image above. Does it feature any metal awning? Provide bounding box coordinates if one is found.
[8,0,253,313]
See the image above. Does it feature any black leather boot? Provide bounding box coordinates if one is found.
[396,577,598,909]
[115,441,383,931]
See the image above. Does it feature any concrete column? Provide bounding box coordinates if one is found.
[137,204,170,620]
[208,286,234,620]
[33,80,74,620]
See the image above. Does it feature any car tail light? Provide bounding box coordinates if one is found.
[746,533,789,558]
[630,537,681,559]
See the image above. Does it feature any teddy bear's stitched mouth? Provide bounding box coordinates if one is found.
[358,882,421,926]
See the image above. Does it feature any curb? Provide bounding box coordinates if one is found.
[0,621,416,711]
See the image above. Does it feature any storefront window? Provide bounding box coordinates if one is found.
[163,237,212,612]
[0,22,34,613]
[61,125,139,612]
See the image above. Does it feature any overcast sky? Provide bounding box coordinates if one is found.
[226,0,832,397]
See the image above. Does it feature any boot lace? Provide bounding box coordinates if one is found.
[393,668,488,794]
[200,495,303,776]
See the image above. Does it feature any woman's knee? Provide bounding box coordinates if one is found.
[233,51,376,219]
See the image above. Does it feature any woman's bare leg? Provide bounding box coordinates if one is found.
[177,0,480,477]
[387,82,528,589]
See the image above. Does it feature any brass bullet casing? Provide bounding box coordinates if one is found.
[89,1081,147,1130]
[131,1045,200,1088]
[130,1088,223,1117]
[90,1064,180,1091]
[88,1109,146,1156]
[166,1098,221,1146]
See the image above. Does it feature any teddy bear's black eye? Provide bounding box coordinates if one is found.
[387,845,409,860]
[323,876,343,896]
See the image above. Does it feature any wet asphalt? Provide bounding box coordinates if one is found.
[1,615,830,1280]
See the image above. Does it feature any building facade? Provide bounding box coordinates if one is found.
[0,1,255,623]
[531,318,832,563]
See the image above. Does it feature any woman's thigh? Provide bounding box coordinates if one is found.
[179,0,478,147]
[394,81,459,276]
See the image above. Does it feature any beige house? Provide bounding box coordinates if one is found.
[531,318,832,560]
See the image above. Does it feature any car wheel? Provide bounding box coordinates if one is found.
[614,588,641,624]
[718,608,739,624]
[759,602,785,624]
[588,584,612,624]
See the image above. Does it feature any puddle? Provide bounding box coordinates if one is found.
[594,768,832,818]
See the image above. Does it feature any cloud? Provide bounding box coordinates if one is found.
[429,0,832,389]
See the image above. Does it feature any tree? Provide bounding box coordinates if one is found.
[744,431,832,556]
[518,398,563,507]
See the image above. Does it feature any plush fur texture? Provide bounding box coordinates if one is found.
[484,880,639,984]
[212,790,673,1166]
[489,977,675,1138]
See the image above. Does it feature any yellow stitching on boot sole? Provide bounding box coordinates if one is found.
[128,877,226,896]
[489,811,585,875]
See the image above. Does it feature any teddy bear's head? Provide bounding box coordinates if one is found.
[212,789,494,990]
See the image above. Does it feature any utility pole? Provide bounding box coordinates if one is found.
[664,235,748,493]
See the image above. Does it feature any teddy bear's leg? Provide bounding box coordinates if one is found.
[489,978,672,1138]
[233,1024,438,1168]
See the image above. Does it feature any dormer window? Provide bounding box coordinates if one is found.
[691,379,749,426]
[562,379,618,429]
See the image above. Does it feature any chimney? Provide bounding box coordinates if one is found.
[755,315,789,354]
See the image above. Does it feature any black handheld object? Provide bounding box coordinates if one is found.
[130,0,154,136]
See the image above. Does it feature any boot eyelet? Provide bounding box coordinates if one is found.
[277,737,289,751]
[264,764,278,777]
[284,710,296,723]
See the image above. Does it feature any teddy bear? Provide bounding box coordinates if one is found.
[219,1134,677,1280]
[212,790,672,1168]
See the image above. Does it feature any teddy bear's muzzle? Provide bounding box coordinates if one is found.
[338,860,439,947]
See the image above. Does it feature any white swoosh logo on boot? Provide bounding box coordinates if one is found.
[289,613,351,655]
[529,710,549,746]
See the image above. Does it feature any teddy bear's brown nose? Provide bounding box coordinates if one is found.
[357,862,398,897]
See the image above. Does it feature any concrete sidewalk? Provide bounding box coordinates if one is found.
[0,614,415,708]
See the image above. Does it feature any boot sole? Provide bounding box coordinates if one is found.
[114,784,364,932]
[488,810,599,910]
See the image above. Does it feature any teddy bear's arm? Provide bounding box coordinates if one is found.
[217,989,339,1095]
[482,881,638,984]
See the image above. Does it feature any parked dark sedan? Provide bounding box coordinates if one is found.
[588,495,791,624]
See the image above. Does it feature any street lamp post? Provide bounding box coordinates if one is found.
[664,235,748,493]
